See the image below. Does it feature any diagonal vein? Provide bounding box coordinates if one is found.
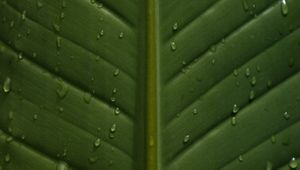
[168,69,300,166]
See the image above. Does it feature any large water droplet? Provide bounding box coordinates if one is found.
[289,157,298,169]
[172,22,178,31]
[170,41,176,51]
[283,111,290,120]
[94,138,101,148]
[3,77,11,93]
[183,135,190,144]
[281,0,288,16]
[56,79,68,99]
[232,104,239,114]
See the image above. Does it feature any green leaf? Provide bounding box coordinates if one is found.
[0,0,300,169]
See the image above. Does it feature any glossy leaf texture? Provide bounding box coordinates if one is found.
[0,0,300,170]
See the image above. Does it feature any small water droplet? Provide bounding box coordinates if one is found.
[33,114,38,120]
[265,161,272,170]
[3,77,11,93]
[250,76,256,86]
[58,107,64,113]
[110,123,117,133]
[4,153,10,163]
[267,80,273,88]
[53,23,60,32]
[56,36,62,49]
[211,58,216,65]
[36,1,43,8]
[83,92,92,104]
[100,29,104,36]
[172,22,178,31]
[6,136,13,143]
[56,79,68,99]
[61,0,67,8]
[119,32,124,39]
[114,107,120,115]
[183,135,190,144]
[112,88,117,94]
[56,161,69,170]
[170,41,176,51]
[90,0,95,4]
[233,69,239,77]
[281,0,288,16]
[288,57,295,68]
[283,111,290,120]
[21,10,26,21]
[9,20,14,28]
[60,12,65,20]
[210,45,217,53]
[249,90,255,101]
[245,67,251,77]
[256,65,261,72]
[238,155,243,162]
[289,157,298,169]
[94,138,101,148]
[232,104,239,114]
[192,108,198,115]
[231,116,237,126]
[271,135,276,144]
[242,0,250,12]
[113,69,120,77]
[88,156,98,164]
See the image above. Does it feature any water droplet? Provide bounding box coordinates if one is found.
[9,20,14,28]
[56,161,69,170]
[267,80,273,88]
[271,135,276,144]
[192,108,198,115]
[289,157,298,169]
[3,77,11,93]
[61,0,67,8]
[36,1,43,8]
[8,111,14,120]
[33,114,38,120]
[90,0,95,4]
[281,0,288,16]
[250,76,256,86]
[56,36,62,49]
[256,65,261,72]
[4,153,10,163]
[210,45,217,53]
[243,0,250,12]
[100,29,104,36]
[266,161,273,170]
[183,135,190,144]
[112,88,117,94]
[58,107,64,113]
[6,136,13,143]
[18,52,23,60]
[97,3,103,8]
[110,96,116,103]
[245,67,251,77]
[170,41,176,51]
[21,10,26,21]
[113,69,120,77]
[56,79,68,99]
[232,104,239,114]
[119,32,124,39]
[238,155,243,162]
[231,116,237,126]
[249,90,255,101]
[83,92,92,104]
[172,22,178,31]
[88,156,98,164]
[53,23,60,32]
[114,107,120,115]
[233,69,239,77]
[60,12,65,20]
[110,123,117,133]
[283,111,290,120]
[94,138,101,148]
[211,58,216,65]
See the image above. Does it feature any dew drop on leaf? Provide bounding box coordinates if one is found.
[83,92,92,104]
[6,136,13,143]
[33,114,38,120]
[36,1,43,8]
[238,155,243,162]
[53,23,60,32]
[283,111,290,120]
[113,69,120,77]
[3,77,11,93]
[271,135,276,144]
[114,107,120,115]
[94,138,101,148]
[170,41,176,51]
[250,76,256,86]
[8,111,14,120]
[245,67,251,77]
[289,157,298,169]
[56,79,68,99]
[4,153,10,163]
[56,161,69,170]
[21,10,26,21]
[119,32,124,39]
[110,123,117,133]
[9,20,14,29]
[89,156,98,164]
[281,0,288,16]
[183,135,190,144]
[192,108,198,115]
[231,116,237,126]
[56,36,62,49]
[172,22,178,31]
[232,104,239,114]
[233,69,239,77]
[288,57,295,68]
[249,90,255,101]
[242,0,249,12]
